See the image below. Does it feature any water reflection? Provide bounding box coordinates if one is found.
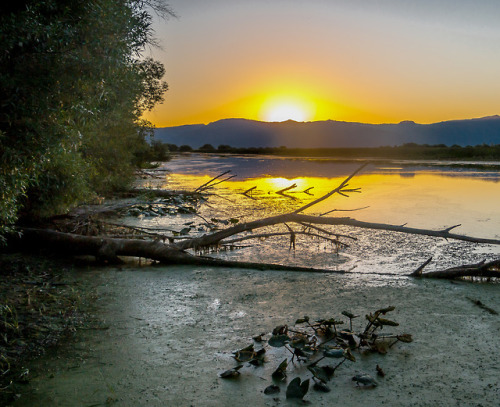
[163,153,500,182]
[136,154,500,281]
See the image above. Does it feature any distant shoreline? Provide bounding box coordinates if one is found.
[165,144,500,166]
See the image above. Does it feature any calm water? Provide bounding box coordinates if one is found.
[136,153,500,278]
[15,154,500,407]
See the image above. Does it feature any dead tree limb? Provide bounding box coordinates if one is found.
[410,257,433,277]
[198,174,237,192]
[242,186,257,198]
[298,222,357,241]
[12,228,342,273]
[173,214,500,251]
[276,183,297,195]
[410,258,500,279]
[195,171,233,192]
[293,162,368,214]
[321,206,370,216]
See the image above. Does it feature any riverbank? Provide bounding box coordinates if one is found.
[10,265,500,407]
[0,254,96,405]
[174,144,500,166]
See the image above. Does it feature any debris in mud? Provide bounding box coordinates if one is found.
[263,384,280,395]
[352,373,378,387]
[124,194,203,218]
[219,306,412,401]
[466,297,498,315]
[286,377,310,400]
[376,364,386,377]
[219,365,243,379]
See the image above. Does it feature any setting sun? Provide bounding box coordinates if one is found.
[260,96,314,123]
[265,104,307,122]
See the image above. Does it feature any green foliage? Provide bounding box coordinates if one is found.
[135,140,171,166]
[199,144,215,152]
[166,143,179,152]
[179,145,193,152]
[0,0,171,231]
[23,146,92,220]
[194,143,500,161]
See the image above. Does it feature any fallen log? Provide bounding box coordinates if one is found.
[173,214,500,251]
[410,257,500,279]
[13,228,342,273]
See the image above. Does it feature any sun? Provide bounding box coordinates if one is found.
[265,103,307,122]
[260,96,313,122]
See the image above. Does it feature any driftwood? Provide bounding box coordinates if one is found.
[410,257,500,279]
[12,164,500,276]
[13,228,339,273]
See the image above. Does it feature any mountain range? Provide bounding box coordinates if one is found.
[154,116,500,149]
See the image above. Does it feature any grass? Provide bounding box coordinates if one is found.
[0,253,95,404]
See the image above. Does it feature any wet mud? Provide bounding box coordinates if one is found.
[14,266,500,406]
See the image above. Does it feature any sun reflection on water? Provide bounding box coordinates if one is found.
[135,156,500,280]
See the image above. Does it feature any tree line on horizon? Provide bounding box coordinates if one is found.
[161,142,500,160]
[0,0,172,238]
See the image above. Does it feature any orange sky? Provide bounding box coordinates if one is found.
[143,0,500,127]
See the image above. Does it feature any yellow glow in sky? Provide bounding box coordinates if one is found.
[264,104,307,122]
[145,1,500,127]
[260,96,315,122]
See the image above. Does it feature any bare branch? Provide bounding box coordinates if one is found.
[410,257,433,277]
[174,214,500,251]
[198,175,237,192]
[195,171,231,192]
[242,186,257,195]
[298,222,357,241]
[321,206,369,216]
[293,163,369,214]
[410,258,500,279]
[443,224,461,233]
[276,183,297,194]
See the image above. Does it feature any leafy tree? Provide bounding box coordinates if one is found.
[199,144,215,152]
[179,145,193,152]
[0,0,172,233]
[217,144,233,152]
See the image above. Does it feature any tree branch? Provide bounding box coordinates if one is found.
[409,258,500,279]
[293,162,369,214]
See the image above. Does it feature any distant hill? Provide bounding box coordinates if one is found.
[154,116,500,149]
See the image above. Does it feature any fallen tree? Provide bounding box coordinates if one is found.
[10,164,500,279]
[410,257,500,279]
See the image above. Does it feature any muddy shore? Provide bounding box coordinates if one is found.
[11,264,500,407]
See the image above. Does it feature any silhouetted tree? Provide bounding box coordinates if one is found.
[199,144,215,152]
